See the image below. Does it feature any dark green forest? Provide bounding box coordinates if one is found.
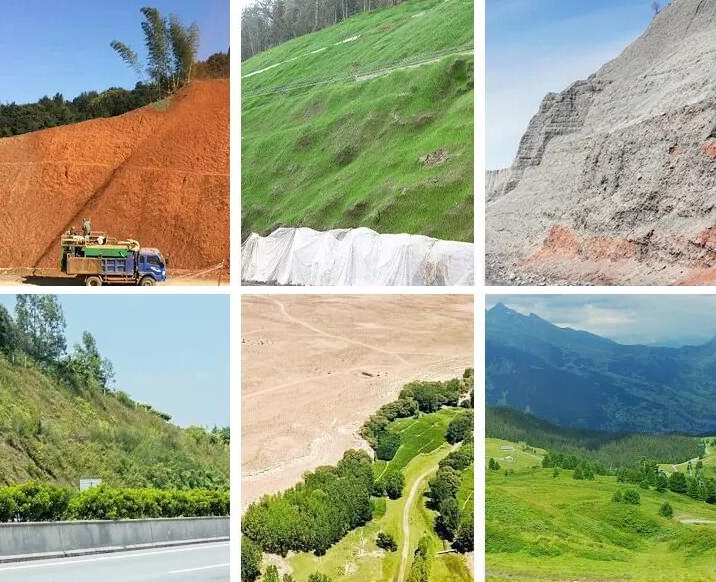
[487,406,705,468]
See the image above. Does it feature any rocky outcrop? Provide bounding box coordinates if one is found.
[486,0,716,285]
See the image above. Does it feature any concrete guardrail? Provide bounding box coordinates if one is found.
[0,516,229,563]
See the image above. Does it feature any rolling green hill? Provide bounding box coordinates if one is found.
[486,439,716,582]
[241,0,474,241]
[0,354,228,490]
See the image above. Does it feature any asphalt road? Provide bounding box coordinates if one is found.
[0,542,229,582]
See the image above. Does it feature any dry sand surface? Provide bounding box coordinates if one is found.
[241,294,473,510]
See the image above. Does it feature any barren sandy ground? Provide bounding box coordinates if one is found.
[241,294,473,510]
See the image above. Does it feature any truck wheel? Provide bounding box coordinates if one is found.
[139,276,156,286]
[86,276,102,287]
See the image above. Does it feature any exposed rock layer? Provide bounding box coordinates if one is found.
[486,0,716,285]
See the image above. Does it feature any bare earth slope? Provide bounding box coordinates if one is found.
[241,295,473,510]
[486,0,716,285]
[0,79,229,270]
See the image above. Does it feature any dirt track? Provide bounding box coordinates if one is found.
[0,80,229,271]
[241,295,473,510]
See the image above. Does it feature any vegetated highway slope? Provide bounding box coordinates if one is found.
[241,0,473,242]
[0,354,228,489]
[486,0,716,285]
[486,438,716,582]
[0,80,229,271]
[486,303,716,434]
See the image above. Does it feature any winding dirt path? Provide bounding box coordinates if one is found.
[397,465,435,582]
[397,443,459,582]
[273,298,409,363]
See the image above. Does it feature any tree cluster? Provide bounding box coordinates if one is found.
[241,0,406,61]
[360,374,470,461]
[615,459,716,504]
[487,406,706,468]
[612,488,641,505]
[0,297,115,395]
[426,449,470,548]
[112,7,199,99]
[241,450,374,556]
[446,410,473,444]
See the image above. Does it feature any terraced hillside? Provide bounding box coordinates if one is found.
[241,0,474,242]
[486,438,716,582]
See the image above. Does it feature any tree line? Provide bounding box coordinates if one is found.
[0,51,228,138]
[0,481,228,523]
[429,442,474,552]
[486,406,706,469]
[241,0,407,61]
[540,451,716,505]
[241,449,374,558]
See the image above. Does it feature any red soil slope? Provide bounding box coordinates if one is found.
[0,79,229,270]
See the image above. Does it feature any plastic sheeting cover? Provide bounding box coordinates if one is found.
[241,227,474,286]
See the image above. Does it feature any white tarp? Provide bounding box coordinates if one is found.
[241,227,474,286]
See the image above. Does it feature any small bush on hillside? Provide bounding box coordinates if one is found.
[263,565,280,582]
[639,480,650,490]
[659,502,674,518]
[488,458,500,471]
[375,431,401,461]
[308,574,332,582]
[573,466,584,480]
[552,468,560,478]
[376,531,397,551]
[241,536,262,582]
[612,490,623,503]
[384,471,405,500]
[623,489,641,505]
[446,410,473,444]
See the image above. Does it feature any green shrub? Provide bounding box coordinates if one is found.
[384,472,404,500]
[0,483,228,522]
[623,489,641,505]
[659,502,673,518]
[376,531,397,551]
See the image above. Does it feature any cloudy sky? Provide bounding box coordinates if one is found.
[486,295,716,347]
[487,0,658,169]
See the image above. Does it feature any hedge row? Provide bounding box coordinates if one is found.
[0,482,229,522]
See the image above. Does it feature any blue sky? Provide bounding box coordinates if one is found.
[0,0,229,104]
[0,294,229,428]
[487,0,660,169]
[487,295,716,347]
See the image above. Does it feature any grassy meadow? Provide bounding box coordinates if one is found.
[241,0,474,241]
[486,438,716,582]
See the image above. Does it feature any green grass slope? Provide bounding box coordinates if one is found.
[486,440,716,582]
[0,356,228,489]
[241,0,474,242]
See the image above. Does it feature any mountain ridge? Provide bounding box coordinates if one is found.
[486,303,716,434]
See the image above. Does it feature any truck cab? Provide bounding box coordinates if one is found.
[137,249,168,285]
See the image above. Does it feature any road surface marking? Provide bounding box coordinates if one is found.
[0,542,229,571]
[170,563,229,574]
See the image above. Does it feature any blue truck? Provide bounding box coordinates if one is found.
[60,232,168,286]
